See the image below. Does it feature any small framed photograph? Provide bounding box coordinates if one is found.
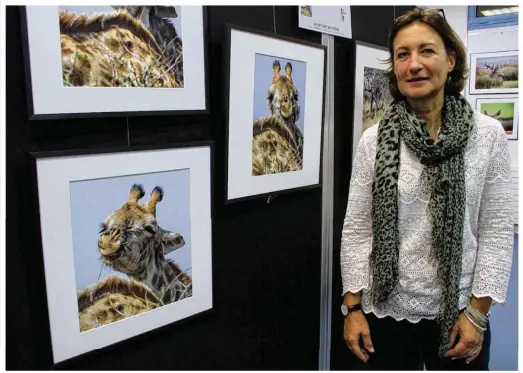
[31,142,213,363]
[476,96,519,140]
[352,41,393,156]
[20,6,208,119]
[469,51,518,95]
[223,24,326,203]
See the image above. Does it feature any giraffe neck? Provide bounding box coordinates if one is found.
[137,251,189,304]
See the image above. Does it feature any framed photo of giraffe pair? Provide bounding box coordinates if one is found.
[20,5,208,120]
[31,142,214,364]
[223,24,327,203]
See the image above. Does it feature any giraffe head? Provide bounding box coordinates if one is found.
[98,184,185,276]
[267,60,300,124]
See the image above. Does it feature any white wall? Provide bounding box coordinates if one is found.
[423,6,468,49]
[466,25,519,227]
[465,25,519,168]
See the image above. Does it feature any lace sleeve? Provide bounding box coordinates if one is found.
[472,123,514,304]
[340,131,375,295]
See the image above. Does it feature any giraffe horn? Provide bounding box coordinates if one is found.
[145,186,164,216]
[272,60,281,83]
[285,62,293,82]
[128,184,145,202]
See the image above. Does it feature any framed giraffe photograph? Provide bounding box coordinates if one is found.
[223,24,326,203]
[475,96,519,140]
[31,142,214,363]
[20,5,208,120]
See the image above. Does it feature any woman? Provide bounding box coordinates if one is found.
[340,7,514,371]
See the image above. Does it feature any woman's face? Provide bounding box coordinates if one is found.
[392,22,456,102]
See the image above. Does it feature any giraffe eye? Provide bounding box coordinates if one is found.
[144,225,155,235]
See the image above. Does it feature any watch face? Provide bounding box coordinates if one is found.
[341,304,348,316]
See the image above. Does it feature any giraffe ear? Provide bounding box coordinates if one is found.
[160,228,185,255]
[154,6,178,18]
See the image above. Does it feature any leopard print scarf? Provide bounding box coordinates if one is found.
[370,93,475,357]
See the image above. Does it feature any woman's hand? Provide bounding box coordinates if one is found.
[444,312,484,364]
[344,311,374,363]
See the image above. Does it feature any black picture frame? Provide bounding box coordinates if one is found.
[222,23,327,204]
[28,140,215,365]
[19,6,210,120]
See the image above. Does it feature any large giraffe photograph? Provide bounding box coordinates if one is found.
[225,26,325,202]
[33,145,212,362]
[69,171,192,332]
[58,6,184,88]
[251,53,306,176]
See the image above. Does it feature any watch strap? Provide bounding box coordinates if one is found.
[345,303,362,313]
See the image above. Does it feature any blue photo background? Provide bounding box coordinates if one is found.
[69,169,192,293]
[252,53,307,134]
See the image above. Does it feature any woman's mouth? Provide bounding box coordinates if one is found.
[406,77,429,84]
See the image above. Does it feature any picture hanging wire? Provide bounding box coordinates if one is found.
[126,117,131,147]
[272,6,277,34]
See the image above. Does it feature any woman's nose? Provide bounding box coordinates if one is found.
[409,55,423,73]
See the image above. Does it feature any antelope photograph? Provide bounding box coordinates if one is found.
[477,97,519,140]
[57,6,184,88]
[471,52,518,93]
[69,173,193,332]
[251,54,306,176]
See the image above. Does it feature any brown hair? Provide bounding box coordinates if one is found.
[384,7,468,101]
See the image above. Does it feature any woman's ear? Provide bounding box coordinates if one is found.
[448,50,456,72]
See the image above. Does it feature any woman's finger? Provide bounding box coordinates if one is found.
[349,338,369,363]
[361,330,375,353]
[445,339,469,358]
[466,346,482,364]
[448,324,459,348]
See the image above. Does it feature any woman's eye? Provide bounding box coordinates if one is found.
[422,49,434,54]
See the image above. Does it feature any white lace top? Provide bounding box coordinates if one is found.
[340,112,514,323]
